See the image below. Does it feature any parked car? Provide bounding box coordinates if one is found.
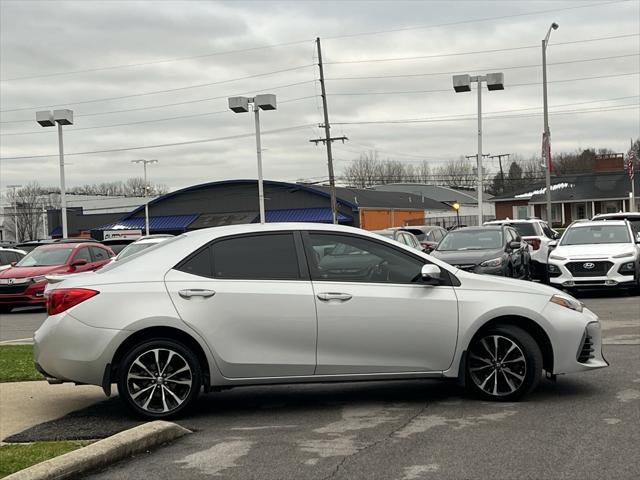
[431,226,530,279]
[101,238,137,255]
[0,242,114,313]
[397,226,448,252]
[484,219,557,281]
[35,223,607,418]
[592,212,640,240]
[372,229,423,251]
[547,220,640,292]
[0,248,26,267]
[114,235,174,261]
[16,238,101,253]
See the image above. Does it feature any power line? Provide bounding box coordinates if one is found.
[0,95,318,137]
[329,71,639,96]
[0,67,315,113]
[0,40,314,82]
[324,33,640,65]
[323,0,632,40]
[325,53,639,81]
[0,124,315,161]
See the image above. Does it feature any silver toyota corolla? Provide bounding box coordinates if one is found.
[34,223,608,418]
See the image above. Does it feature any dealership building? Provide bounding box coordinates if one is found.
[43,180,450,239]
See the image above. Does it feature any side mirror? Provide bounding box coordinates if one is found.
[548,240,558,252]
[10,262,17,267]
[70,258,88,268]
[508,241,521,250]
[421,264,441,285]
[553,232,561,240]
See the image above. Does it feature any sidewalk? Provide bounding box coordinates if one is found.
[0,381,110,442]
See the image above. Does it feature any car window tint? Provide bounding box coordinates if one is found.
[89,247,107,261]
[0,252,8,265]
[176,247,213,278]
[541,224,555,238]
[308,233,424,284]
[512,223,537,237]
[74,248,92,262]
[212,233,299,280]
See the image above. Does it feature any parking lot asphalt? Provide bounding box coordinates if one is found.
[2,290,637,479]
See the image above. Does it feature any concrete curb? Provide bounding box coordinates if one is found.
[5,420,191,480]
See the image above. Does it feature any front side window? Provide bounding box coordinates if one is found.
[308,233,424,284]
[212,233,299,280]
[90,247,110,261]
[561,225,631,246]
[73,248,92,263]
[17,248,73,267]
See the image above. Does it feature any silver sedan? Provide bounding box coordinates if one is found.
[34,223,607,418]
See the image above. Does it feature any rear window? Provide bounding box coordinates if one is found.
[510,223,539,237]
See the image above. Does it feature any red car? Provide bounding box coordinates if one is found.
[0,242,114,313]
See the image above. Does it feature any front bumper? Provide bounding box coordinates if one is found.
[548,257,637,289]
[0,280,47,307]
[34,311,127,386]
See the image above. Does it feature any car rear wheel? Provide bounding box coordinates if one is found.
[117,338,202,419]
[466,325,542,401]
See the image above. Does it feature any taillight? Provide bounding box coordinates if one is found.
[46,288,99,315]
[526,238,541,250]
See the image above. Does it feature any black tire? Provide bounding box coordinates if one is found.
[465,325,543,401]
[117,338,202,419]
[0,305,12,314]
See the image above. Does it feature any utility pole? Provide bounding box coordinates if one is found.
[489,154,510,193]
[310,37,348,225]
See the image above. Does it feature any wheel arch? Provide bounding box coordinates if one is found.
[110,326,211,391]
[466,315,554,374]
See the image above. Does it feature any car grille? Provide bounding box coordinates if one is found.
[454,264,476,271]
[577,333,595,363]
[0,284,29,295]
[566,261,612,277]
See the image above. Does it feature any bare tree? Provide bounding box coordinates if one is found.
[4,182,51,241]
[343,151,384,188]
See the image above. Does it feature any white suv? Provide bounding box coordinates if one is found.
[484,219,557,281]
[547,220,640,292]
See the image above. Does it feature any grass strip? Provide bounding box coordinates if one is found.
[0,440,92,478]
[0,345,42,382]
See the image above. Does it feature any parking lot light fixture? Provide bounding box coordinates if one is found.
[36,109,73,238]
[452,73,504,226]
[228,94,277,224]
[131,159,158,236]
[543,22,559,225]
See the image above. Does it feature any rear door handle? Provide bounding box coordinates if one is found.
[179,289,216,299]
[317,292,352,302]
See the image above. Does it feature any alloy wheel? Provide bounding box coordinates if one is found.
[126,348,193,414]
[468,335,527,397]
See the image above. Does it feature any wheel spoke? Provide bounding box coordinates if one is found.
[480,338,496,360]
[503,356,525,364]
[133,359,155,378]
[166,365,189,379]
[492,369,499,395]
[162,385,183,405]
[479,370,496,390]
[142,385,157,409]
[131,384,155,400]
[129,374,154,381]
[469,353,492,365]
[493,336,499,361]
[502,343,517,360]
[503,367,524,381]
[160,351,175,376]
[160,385,169,412]
[501,371,518,392]
[153,349,162,376]
[165,378,192,385]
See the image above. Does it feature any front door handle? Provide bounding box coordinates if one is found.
[317,292,352,302]
[179,289,216,299]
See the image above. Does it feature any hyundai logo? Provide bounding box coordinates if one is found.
[583,262,596,270]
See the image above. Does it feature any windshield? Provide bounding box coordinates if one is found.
[17,248,73,267]
[99,235,185,273]
[117,242,158,260]
[561,225,631,245]
[437,230,503,251]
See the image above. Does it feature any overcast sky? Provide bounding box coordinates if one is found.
[1,0,638,195]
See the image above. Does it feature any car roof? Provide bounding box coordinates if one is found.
[450,226,504,232]
[569,220,628,228]
[132,236,172,244]
[34,242,105,250]
[485,219,537,224]
[0,247,26,254]
[593,212,640,219]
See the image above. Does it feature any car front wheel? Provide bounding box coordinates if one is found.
[466,325,542,401]
[117,338,202,418]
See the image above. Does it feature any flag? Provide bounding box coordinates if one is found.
[542,132,553,172]
[627,146,636,180]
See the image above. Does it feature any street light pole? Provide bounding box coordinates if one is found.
[254,105,266,224]
[453,72,504,226]
[36,109,73,239]
[131,159,158,235]
[228,94,277,224]
[543,22,559,225]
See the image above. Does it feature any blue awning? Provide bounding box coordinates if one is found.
[93,214,199,232]
[264,207,351,223]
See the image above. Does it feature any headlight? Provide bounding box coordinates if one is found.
[613,252,634,259]
[31,276,47,283]
[618,262,636,274]
[549,254,566,260]
[480,257,502,268]
[550,294,583,313]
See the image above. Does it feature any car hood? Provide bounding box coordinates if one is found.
[553,243,636,259]
[0,264,67,279]
[431,248,503,265]
[454,269,560,297]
